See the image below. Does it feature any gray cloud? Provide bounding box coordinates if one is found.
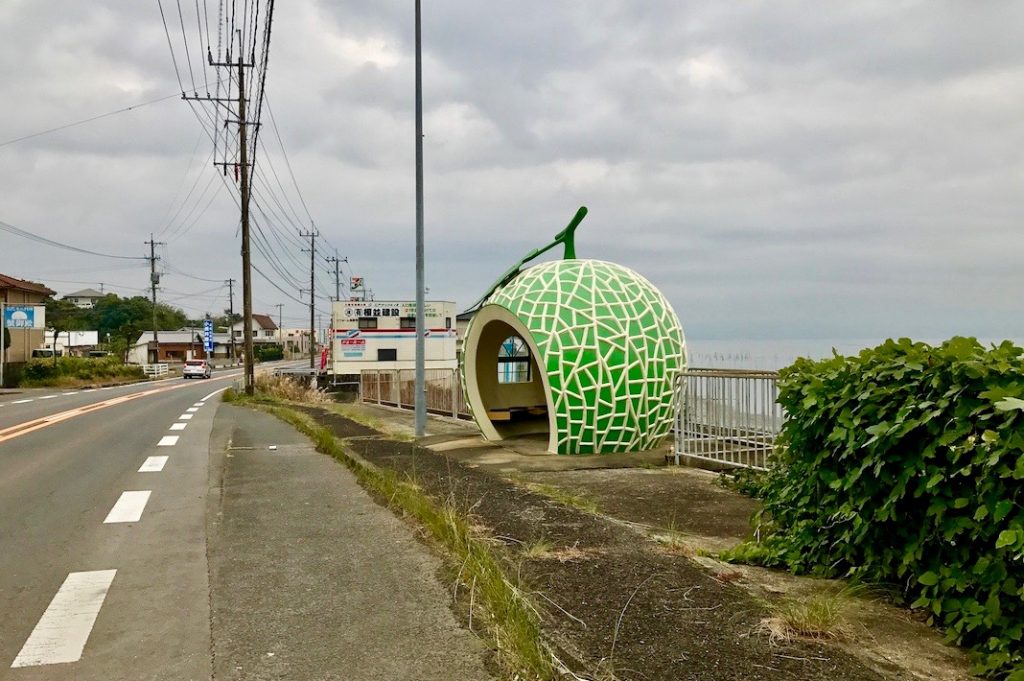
[0,0,1022,343]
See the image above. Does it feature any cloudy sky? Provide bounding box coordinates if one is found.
[1,1,1022,342]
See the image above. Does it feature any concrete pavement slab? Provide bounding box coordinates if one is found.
[207,405,493,681]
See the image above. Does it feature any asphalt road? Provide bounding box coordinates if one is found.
[0,377,236,679]
[0,363,300,680]
[0,361,492,680]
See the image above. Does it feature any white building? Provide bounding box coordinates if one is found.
[331,300,457,374]
[63,288,105,309]
[44,330,99,355]
[230,314,279,344]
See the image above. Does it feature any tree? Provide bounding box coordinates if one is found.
[45,298,86,365]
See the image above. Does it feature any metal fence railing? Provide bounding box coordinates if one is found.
[360,368,471,420]
[674,368,783,470]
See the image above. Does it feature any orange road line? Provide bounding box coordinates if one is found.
[0,373,242,445]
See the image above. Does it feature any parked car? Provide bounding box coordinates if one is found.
[183,359,212,379]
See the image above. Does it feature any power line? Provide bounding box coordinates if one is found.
[0,219,148,260]
[0,90,193,149]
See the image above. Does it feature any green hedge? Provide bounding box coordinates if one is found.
[750,338,1024,679]
[253,344,284,362]
[21,357,145,385]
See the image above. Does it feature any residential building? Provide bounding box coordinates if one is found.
[1,273,55,369]
[129,329,233,365]
[230,314,279,344]
[63,288,105,309]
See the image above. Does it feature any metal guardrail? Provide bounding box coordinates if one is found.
[142,363,169,377]
[360,366,781,469]
[360,369,471,419]
[674,367,783,470]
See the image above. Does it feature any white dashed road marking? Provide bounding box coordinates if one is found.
[157,435,179,447]
[11,570,117,668]
[185,407,198,413]
[12,399,32,404]
[179,414,193,420]
[39,395,57,400]
[192,402,204,407]
[169,422,187,431]
[62,392,78,396]
[138,456,168,472]
[103,491,152,524]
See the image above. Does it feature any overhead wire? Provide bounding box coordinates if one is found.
[0,220,148,260]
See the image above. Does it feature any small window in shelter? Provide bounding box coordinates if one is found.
[497,336,531,384]
[359,317,378,329]
[378,348,397,361]
[400,316,417,329]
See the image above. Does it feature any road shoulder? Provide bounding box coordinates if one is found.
[206,404,492,681]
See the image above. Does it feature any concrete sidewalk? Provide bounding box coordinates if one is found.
[207,405,493,681]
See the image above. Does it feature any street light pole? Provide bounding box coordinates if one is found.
[414,0,426,437]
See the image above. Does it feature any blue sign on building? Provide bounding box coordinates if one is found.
[3,306,39,329]
[203,319,214,353]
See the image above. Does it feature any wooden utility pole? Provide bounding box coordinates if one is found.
[237,51,255,394]
[274,303,283,356]
[326,252,346,302]
[226,278,236,366]
[145,235,165,364]
[299,228,318,369]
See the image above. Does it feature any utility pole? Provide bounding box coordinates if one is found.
[226,278,236,366]
[274,303,283,356]
[187,30,258,394]
[145,235,165,364]
[326,252,346,302]
[414,0,427,437]
[299,227,318,369]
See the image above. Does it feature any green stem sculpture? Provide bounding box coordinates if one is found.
[466,206,587,312]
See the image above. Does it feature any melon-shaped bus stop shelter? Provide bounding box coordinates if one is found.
[462,257,686,455]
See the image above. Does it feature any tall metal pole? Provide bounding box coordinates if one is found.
[414,0,426,437]
[239,53,256,395]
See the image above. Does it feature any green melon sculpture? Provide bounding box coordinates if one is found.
[461,208,686,455]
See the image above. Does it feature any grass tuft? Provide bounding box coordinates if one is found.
[758,588,857,644]
[522,537,555,559]
[523,482,599,514]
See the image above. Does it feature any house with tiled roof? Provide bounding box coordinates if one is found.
[230,314,280,344]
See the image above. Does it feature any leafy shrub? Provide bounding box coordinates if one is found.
[252,344,284,362]
[21,357,145,386]
[717,467,769,498]
[750,338,1024,678]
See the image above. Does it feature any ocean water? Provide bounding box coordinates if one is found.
[686,338,1023,372]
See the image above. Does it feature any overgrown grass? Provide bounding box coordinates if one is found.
[236,395,555,680]
[18,357,145,387]
[253,374,330,403]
